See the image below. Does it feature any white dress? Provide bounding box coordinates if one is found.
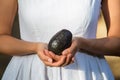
[2,0,114,80]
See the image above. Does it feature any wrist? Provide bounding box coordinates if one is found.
[35,42,48,53]
[28,42,38,53]
[73,37,83,49]
[73,37,85,50]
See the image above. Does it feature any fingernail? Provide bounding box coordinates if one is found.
[48,58,52,63]
[49,51,52,54]
[62,51,66,55]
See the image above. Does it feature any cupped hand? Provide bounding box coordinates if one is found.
[46,38,79,67]
[36,38,79,67]
[36,42,66,67]
[61,37,79,66]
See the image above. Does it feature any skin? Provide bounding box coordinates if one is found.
[0,0,120,67]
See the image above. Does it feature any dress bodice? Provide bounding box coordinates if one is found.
[18,0,101,43]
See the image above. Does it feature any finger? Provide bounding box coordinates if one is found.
[44,49,60,62]
[70,57,75,64]
[48,51,56,58]
[62,54,72,66]
[70,40,78,53]
[49,51,61,61]
[52,55,66,67]
[70,60,74,64]
[62,40,77,56]
[47,58,53,63]
[43,50,53,63]
[44,56,66,67]
[44,49,52,57]
[62,49,70,55]
[72,57,75,62]
[38,50,53,63]
[64,47,76,58]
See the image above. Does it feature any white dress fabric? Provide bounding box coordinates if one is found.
[2,0,114,80]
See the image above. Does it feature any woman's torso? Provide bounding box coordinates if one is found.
[18,0,101,42]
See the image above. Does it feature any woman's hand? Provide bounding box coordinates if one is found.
[61,37,79,66]
[36,38,79,67]
[36,42,66,67]
[46,37,79,67]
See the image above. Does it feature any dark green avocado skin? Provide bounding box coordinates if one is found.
[48,29,72,55]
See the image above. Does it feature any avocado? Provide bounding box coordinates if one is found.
[48,29,72,55]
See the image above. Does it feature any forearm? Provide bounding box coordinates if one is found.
[0,35,38,55]
[77,37,120,56]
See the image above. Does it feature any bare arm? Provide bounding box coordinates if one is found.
[75,0,120,56]
[76,37,120,56]
[0,0,37,55]
[0,0,67,67]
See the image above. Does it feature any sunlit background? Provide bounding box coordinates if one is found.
[97,13,120,80]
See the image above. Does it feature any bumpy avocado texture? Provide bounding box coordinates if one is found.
[48,29,72,55]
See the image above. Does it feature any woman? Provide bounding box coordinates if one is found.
[0,0,120,80]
